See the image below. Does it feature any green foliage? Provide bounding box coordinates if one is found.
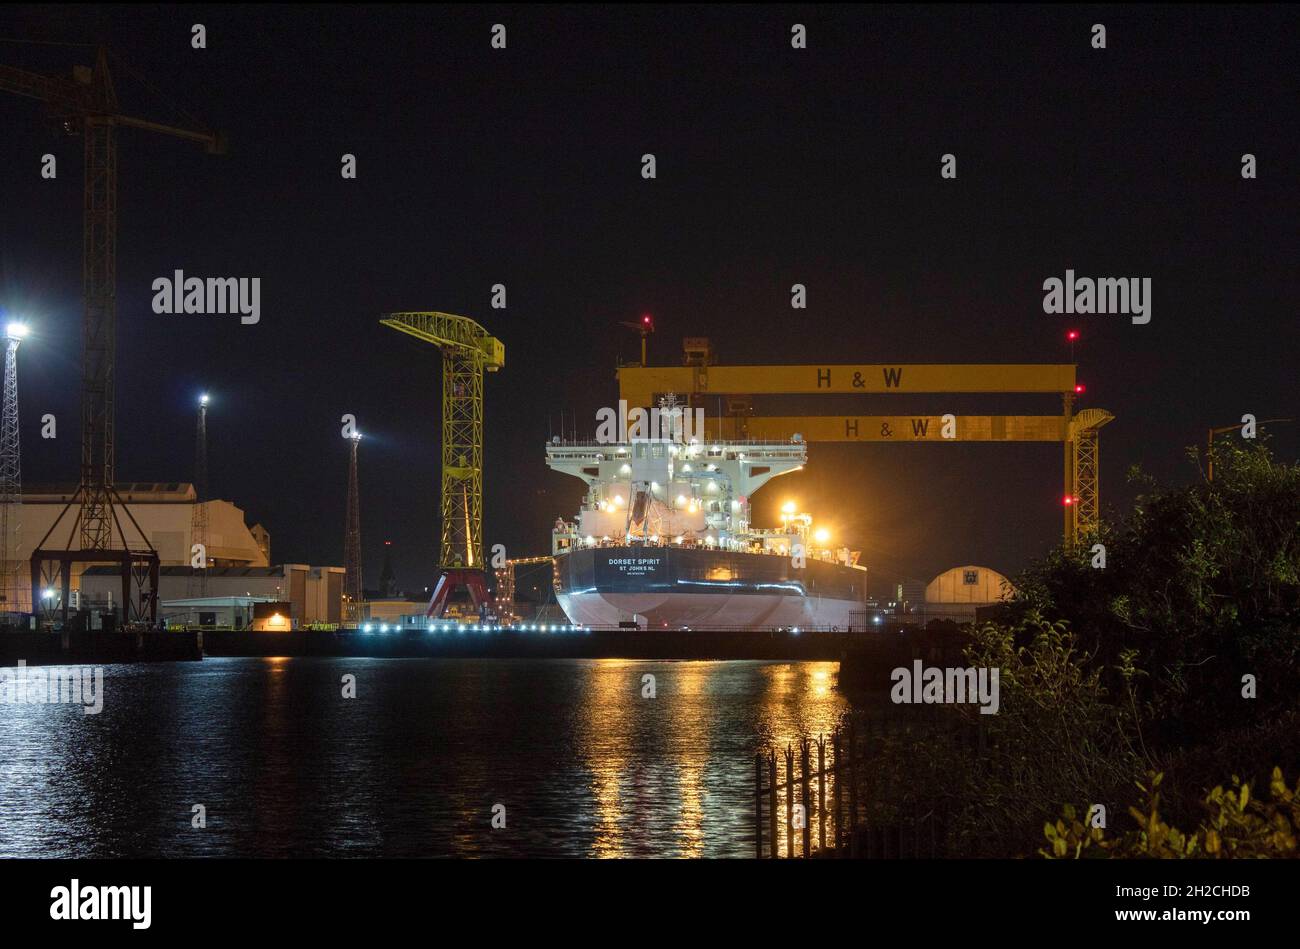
[1042,768,1300,858]
[1009,441,1300,744]
[843,444,1300,856]
[862,612,1142,857]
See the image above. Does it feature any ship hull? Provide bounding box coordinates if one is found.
[554,546,867,630]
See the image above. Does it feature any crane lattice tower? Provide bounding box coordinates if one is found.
[0,45,224,626]
[380,312,504,617]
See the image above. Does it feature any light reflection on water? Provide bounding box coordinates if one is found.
[0,657,847,858]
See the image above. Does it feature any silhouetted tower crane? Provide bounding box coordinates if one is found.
[0,45,224,626]
[619,313,654,367]
[380,312,504,618]
[343,431,363,626]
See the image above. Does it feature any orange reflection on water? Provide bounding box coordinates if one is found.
[576,658,848,858]
[583,659,635,858]
[758,661,845,858]
[665,663,712,857]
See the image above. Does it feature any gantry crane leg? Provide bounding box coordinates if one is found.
[1068,408,1113,545]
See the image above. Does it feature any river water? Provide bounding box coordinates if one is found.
[0,657,848,857]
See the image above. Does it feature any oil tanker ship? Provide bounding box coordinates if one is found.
[545,433,868,629]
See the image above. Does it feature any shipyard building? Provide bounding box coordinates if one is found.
[5,483,342,627]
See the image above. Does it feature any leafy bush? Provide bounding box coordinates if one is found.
[1009,441,1300,746]
[1042,768,1299,858]
[839,443,1300,856]
[854,611,1143,857]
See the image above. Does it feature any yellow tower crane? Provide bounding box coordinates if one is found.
[381,312,504,617]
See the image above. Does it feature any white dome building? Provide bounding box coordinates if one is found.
[922,565,1015,620]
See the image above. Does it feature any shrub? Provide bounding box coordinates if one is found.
[1042,768,1299,858]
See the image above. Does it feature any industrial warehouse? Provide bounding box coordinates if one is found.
[2,480,349,628]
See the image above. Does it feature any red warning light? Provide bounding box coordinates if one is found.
[1063,496,1075,506]
[1067,330,1079,341]
[1075,383,1086,394]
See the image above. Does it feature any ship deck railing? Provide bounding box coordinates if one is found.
[556,536,853,565]
[546,437,805,448]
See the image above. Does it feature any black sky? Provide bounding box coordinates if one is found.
[1,5,1296,596]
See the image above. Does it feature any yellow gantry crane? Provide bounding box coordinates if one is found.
[619,343,1113,545]
[381,312,504,615]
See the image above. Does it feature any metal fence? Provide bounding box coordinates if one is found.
[754,712,983,858]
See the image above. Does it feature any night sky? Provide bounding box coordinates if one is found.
[1,5,1296,597]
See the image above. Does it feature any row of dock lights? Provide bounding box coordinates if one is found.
[358,623,587,633]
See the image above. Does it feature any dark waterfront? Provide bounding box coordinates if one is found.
[0,657,847,858]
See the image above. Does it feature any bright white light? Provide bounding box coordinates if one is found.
[6,322,28,339]
[380,623,389,632]
[676,494,687,506]
[814,527,830,545]
[199,393,210,406]
[362,624,373,632]
[41,588,55,600]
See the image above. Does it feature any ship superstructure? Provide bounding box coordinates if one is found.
[545,433,868,629]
